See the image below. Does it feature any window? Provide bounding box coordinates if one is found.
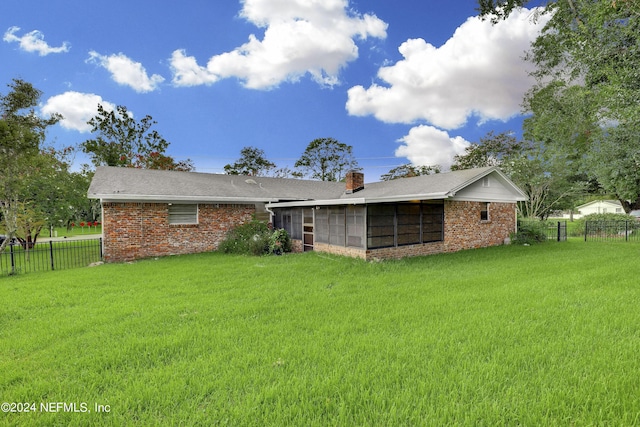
[480,202,489,221]
[168,204,198,224]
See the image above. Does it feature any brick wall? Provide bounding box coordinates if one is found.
[299,201,516,261]
[442,200,515,253]
[102,202,255,262]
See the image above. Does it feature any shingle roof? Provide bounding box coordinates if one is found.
[88,165,526,204]
[88,166,345,202]
[339,166,497,201]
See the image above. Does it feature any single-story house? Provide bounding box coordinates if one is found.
[88,165,527,262]
[568,200,625,219]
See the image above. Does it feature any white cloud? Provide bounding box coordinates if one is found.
[346,8,550,129]
[395,125,470,170]
[170,0,387,89]
[3,26,70,56]
[41,92,116,133]
[87,51,165,93]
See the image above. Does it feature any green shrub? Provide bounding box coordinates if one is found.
[571,213,632,237]
[218,221,271,256]
[268,228,292,255]
[512,220,547,245]
[218,221,292,256]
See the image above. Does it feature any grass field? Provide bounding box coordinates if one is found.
[42,225,102,239]
[2,241,640,425]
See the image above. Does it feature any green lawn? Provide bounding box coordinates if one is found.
[2,241,640,425]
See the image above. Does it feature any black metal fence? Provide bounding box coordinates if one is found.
[0,238,102,276]
[584,220,640,242]
[518,220,567,242]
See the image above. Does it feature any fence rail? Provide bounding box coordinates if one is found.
[518,220,567,242]
[584,220,640,242]
[0,238,102,276]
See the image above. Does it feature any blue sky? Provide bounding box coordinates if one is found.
[1,0,547,180]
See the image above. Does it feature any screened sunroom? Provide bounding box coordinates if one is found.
[271,200,444,252]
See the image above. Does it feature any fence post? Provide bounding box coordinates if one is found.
[557,221,561,242]
[49,240,55,271]
[626,220,629,242]
[584,221,587,242]
[10,242,15,275]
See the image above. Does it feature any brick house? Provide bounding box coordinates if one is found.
[88,166,527,262]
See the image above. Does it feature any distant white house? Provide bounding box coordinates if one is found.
[569,200,624,219]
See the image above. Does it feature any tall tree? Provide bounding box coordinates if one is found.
[82,104,194,171]
[479,0,640,212]
[0,79,60,252]
[224,146,276,176]
[380,164,441,181]
[294,137,359,181]
[451,131,525,174]
[452,131,586,218]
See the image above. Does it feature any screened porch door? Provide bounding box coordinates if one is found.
[303,208,314,251]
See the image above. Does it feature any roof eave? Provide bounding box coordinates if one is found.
[90,194,278,203]
[267,192,452,208]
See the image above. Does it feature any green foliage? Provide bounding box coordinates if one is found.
[294,137,359,181]
[268,228,292,254]
[218,220,271,256]
[82,104,194,171]
[219,221,293,256]
[224,146,276,176]
[570,212,633,237]
[380,163,441,181]
[522,0,640,211]
[512,219,548,244]
[477,0,527,23]
[0,79,60,252]
[451,131,526,173]
[3,242,640,425]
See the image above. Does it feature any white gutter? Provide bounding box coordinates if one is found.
[267,192,451,209]
[91,194,279,203]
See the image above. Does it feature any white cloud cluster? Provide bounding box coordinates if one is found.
[3,26,70,56]
[170,0,387,89]
[41,92,116,133]
[87,51,165,93]
[346,8,549,129]
[395,125,470,169]
[345,8,549,170]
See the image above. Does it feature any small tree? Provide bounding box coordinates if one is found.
[294,137,359,181]
[224,146,276,176]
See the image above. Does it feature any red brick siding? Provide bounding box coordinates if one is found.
[443,201,515,253]
[304,201,516,261]
[102,202,255,262]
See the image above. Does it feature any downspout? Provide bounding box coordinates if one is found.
[265,202,275,225]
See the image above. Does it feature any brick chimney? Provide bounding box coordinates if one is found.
[345,170,364,193]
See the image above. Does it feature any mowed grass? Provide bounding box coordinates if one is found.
[2,241,640,426]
